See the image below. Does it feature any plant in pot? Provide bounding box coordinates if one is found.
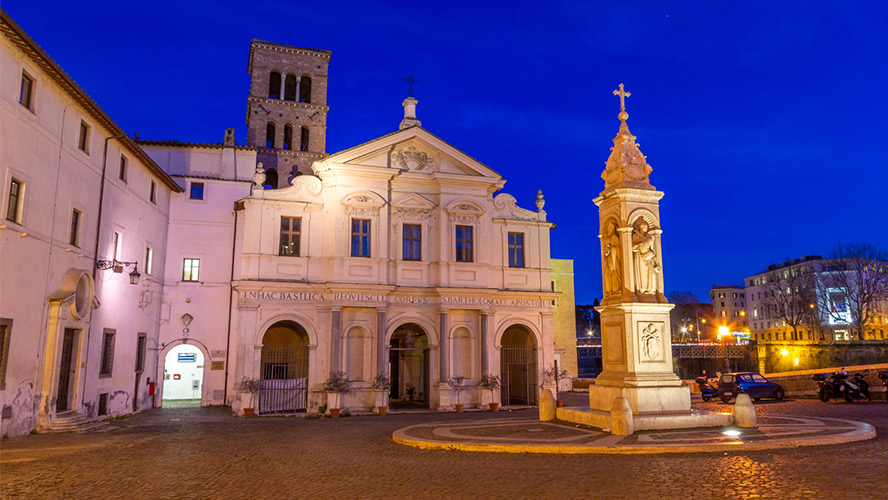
[371,374,392,416]
[479,374,501,412]
[541,364,569,407]
[323,371,351,418]
[239,377,262,418]
[450,376,466,413]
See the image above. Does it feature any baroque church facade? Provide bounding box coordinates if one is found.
[1,12,573,436]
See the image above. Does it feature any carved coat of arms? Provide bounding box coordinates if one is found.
[393,146,433,171]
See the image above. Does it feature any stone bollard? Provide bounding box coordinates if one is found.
[734,393,757,428]
[610,397,634,436]
[539,389,556,422]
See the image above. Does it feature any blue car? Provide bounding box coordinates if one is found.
[717,372,785,403]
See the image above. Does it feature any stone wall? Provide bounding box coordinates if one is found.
[757,341,888,374]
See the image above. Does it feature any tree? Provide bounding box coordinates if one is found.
[760,263,818,341]
[668,290,698,305]
[814,242,888,340]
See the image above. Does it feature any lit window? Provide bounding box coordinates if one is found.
[280,217,301,256]
[69,209,81,247]
[190,182,204,200]
[144,246,153,275]
[183,258,200,281]
[19,73,34,110]
[508,232,525,268]
[455,225,473,262]
[6,178,23,224]
[119,155,128,183]
[402,224,421,261]
[351,219,370,257]
[78,121,90,153]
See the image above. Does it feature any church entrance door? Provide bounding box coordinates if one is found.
[500,325,537,406]
[259,321,309,414]
[389,323,430,409]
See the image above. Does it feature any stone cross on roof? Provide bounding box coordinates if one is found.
[613,83,631,113]
[403,72,419,98]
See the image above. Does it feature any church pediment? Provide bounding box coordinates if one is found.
[391,192,436,210]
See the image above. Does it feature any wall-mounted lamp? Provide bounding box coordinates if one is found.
[97,259,141,285]
[181,313,194,336]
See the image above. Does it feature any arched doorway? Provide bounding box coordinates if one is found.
[500,325,538,405]
[162,344,204,408]
[260,321,309,414]
[389,323,430,408]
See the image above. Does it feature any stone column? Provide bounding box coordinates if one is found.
[279,76,285,101]
[295,78,301,102]
[376,310,387,376]
[330,309,341,373]
[480,313,489,375]
[439,312,449,382]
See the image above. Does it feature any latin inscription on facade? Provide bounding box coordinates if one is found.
[241,291,546,308]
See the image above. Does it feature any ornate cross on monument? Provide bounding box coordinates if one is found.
[403,72,419,98]
[613,83,631,112]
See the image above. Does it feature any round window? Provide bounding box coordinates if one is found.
[72,272,93,319]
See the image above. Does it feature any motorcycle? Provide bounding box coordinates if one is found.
[813,370,870,403]
[695,376,718,402]
[879,371,888,400]
[846,371,871,402]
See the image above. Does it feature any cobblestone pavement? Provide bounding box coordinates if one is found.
[2,395,887,499]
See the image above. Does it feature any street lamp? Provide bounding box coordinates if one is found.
[96,259,141,285]
[718,326,730,372]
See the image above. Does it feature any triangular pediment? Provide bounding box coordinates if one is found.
[391,192,436,210]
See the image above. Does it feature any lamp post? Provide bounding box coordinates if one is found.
[96,259,141,285]
[718,325,730,373]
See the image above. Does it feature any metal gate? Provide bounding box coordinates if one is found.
[259,343,309,414]
[500,347,537,406]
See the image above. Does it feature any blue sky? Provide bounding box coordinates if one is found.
[6,1,887,304]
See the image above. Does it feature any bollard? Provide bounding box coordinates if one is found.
[539,389,556,422]
[733,393,757,428]
[610,397,634,436]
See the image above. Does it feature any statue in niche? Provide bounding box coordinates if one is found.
[632,220,660,294]
[641,323,661,361]
[602,221,622,296]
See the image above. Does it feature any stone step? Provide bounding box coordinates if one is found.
[41,412,115,434]
[44,419,114,434]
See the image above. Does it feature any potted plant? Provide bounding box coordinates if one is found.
[239,377,261,418]
[541,365,569,407]
[371,374,392,416]
[405,384,416,401]
[323,371,351,418]
[450,376,466,413]
[479,374,501,412]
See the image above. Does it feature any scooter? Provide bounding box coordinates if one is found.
[695,376,718,402]
[814,370,870,403]
[846,371,871,402]
[879,371,888,400]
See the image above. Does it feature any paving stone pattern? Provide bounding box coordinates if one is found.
[2,396,888,499]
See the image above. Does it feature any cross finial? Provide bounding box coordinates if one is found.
[613,83,631,112]
[403,72,419,98]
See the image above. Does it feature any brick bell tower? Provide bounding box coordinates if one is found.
[245,40,331,188]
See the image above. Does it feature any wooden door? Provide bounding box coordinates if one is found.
[57,329,76,412]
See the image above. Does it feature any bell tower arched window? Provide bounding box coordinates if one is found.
[299,76,312,103]
[268,72,281,99]
[300,126,309,152]
[284,75,297,101]
[283,125,293,150]
[265,168,278,189]
[266,123,276,149]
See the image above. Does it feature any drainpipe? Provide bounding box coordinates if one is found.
[223,200,242,403]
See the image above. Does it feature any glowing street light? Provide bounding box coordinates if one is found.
[781,349,789,356]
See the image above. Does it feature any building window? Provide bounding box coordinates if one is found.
[721,311,726,317]
[183,258,200,281]
[99,329,116,377]
[78,121,90,153]
[135,333,147,373]
[190,182,204,200]
[69,209,81,247]
[19,72,34,110]
[284,75,297,101]
[266,123,276,148]
[351,219,371,257]
[299,76,312,103]
[150,180,156,204]
[283,125,292,150]
[508,232,525,268]
[0,318,11,390]
[300,126,310,152]
[119,155,128,183]
[144,246,153,275]
[113,231,122,260]
[6,178,23,224]
[455,225,474,262]
[402,224,421,261]
[268,71,281,99]
[280,217,301,256]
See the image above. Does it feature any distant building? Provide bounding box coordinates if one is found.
[709,285,748,341]
[551,259,577,384]
[669,302,714,342]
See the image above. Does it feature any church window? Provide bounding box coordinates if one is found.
[183,258,200,281]
[508,232,525,268]
[6,178,23,224]
[402,224,421,261]
[299,76,312,103]
[266,123,276,148]
[455,225,473,262]
[99,329,116,377]
[78,121,90,154]
[280,216,301,256]
[283,125,293,150]
[264,168,278,189]
[351,219,371,257]
[300,126,309,152]
[19,72,34,110]
[189,182,204,200]
[268,72,281,99]
[119,155,128,183]
[284,74,297,101]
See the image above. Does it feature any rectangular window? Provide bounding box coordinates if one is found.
[6,178,23,223]
[113,231,122,260]
[508,232,525,268]
[455,225,474,262]
[135,333,147,373]
[189,182,204,200]
[149,180,156,204]
[99,329,116,377]
[0,318,11,390]
[118,155,128,183]
[183,258,200,281]
[351,219,371,257]
[19,73,33,110]
[78,121,90,153]
[279,217,301,256]
[69,209,81,246]
[144,246,153,275]
[402,224,421,261]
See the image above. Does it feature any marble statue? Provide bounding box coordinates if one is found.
[632,220,660,294]
[603,221,622,296]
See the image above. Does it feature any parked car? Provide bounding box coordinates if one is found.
[717,372,785,403]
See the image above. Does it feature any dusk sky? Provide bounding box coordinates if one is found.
[6,2,887,305]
